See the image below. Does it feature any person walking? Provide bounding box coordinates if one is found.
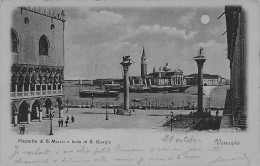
[66,116,69,121]
[19,125,23,134]
[71,116,74,123]
[58,119,61,127]
[61,119,64,127]
[65,119,68,127]
[22,125,25,134]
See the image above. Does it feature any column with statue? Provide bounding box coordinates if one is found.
[194,47,206,115]
[120,55,132,115]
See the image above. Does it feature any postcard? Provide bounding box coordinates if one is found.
[0,0,260,165]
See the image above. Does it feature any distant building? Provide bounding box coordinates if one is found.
[93,78,123,85]
[203,74,222,86]
[141,47,147,78]
[76,79,93,85]
[149,64,186,86]
[130,62,186,88]
[10,7,66,126]
[186,73,224,86]
[131,47,187,87]
[225,6,247,128]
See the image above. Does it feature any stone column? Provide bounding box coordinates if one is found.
[39,109,43,122]
[28,84,31,96]
[15,84,18,97]
[61,84,63,94]
[40,84,42,95]
[124,70,130,111]
[22,83,24,97]
[194,52,206,114]
[51,84,53,95]
[27,113,31,124]
[14,114,18,126]
[120,58,132,114]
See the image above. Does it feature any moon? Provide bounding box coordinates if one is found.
[201,15,210,24]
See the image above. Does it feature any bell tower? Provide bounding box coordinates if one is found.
[141,47,147,77]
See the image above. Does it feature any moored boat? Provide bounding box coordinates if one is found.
[79,90,120,98]
[104,84,190,93]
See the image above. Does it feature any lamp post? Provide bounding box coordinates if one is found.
[105,100,108,120]
[91,94,95,108]
[207,97,212,109]
[49,109,54,135]
[144,95,149,109]
[170,111,173,132]
[65,98,69,113]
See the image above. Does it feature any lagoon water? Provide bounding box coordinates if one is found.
[63,81,229,109]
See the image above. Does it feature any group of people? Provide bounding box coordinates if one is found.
[58,116,75,127]
[19,125,25,134]
[188,110,219,117]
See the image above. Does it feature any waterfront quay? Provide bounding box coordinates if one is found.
[63,83,229,110]
[12,107,223,135]
[12,84,228,134]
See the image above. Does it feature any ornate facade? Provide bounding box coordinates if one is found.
[11,7,65,126]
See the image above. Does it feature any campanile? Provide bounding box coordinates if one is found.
[141,47,147,77]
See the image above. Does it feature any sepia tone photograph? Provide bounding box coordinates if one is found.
[10,4,247,135]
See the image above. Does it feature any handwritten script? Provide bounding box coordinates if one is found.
[7,135,249,165]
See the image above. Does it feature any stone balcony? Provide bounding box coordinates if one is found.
[10,83,64,100]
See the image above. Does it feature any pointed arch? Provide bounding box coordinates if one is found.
[11,102,18,124]
[56,97,63,105]
[39,35,50,55]
[18,100,30,123]
[31,99,42,120]
[44,98,52,108]
[11,28,19,53]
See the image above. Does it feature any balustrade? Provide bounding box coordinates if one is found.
[11,83,63,99]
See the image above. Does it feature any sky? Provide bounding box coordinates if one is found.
[64,6,229,80]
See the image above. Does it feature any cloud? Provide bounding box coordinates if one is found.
[65,10,130,45]
[64,8,228,80]
[178,10,196,27]
[136,24,196,40]
[118,24,197,46]
[85,10,126,28]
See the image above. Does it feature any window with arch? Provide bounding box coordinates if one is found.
[51,24,55,31]
[39,35,49,56]
[11,28,19,53]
